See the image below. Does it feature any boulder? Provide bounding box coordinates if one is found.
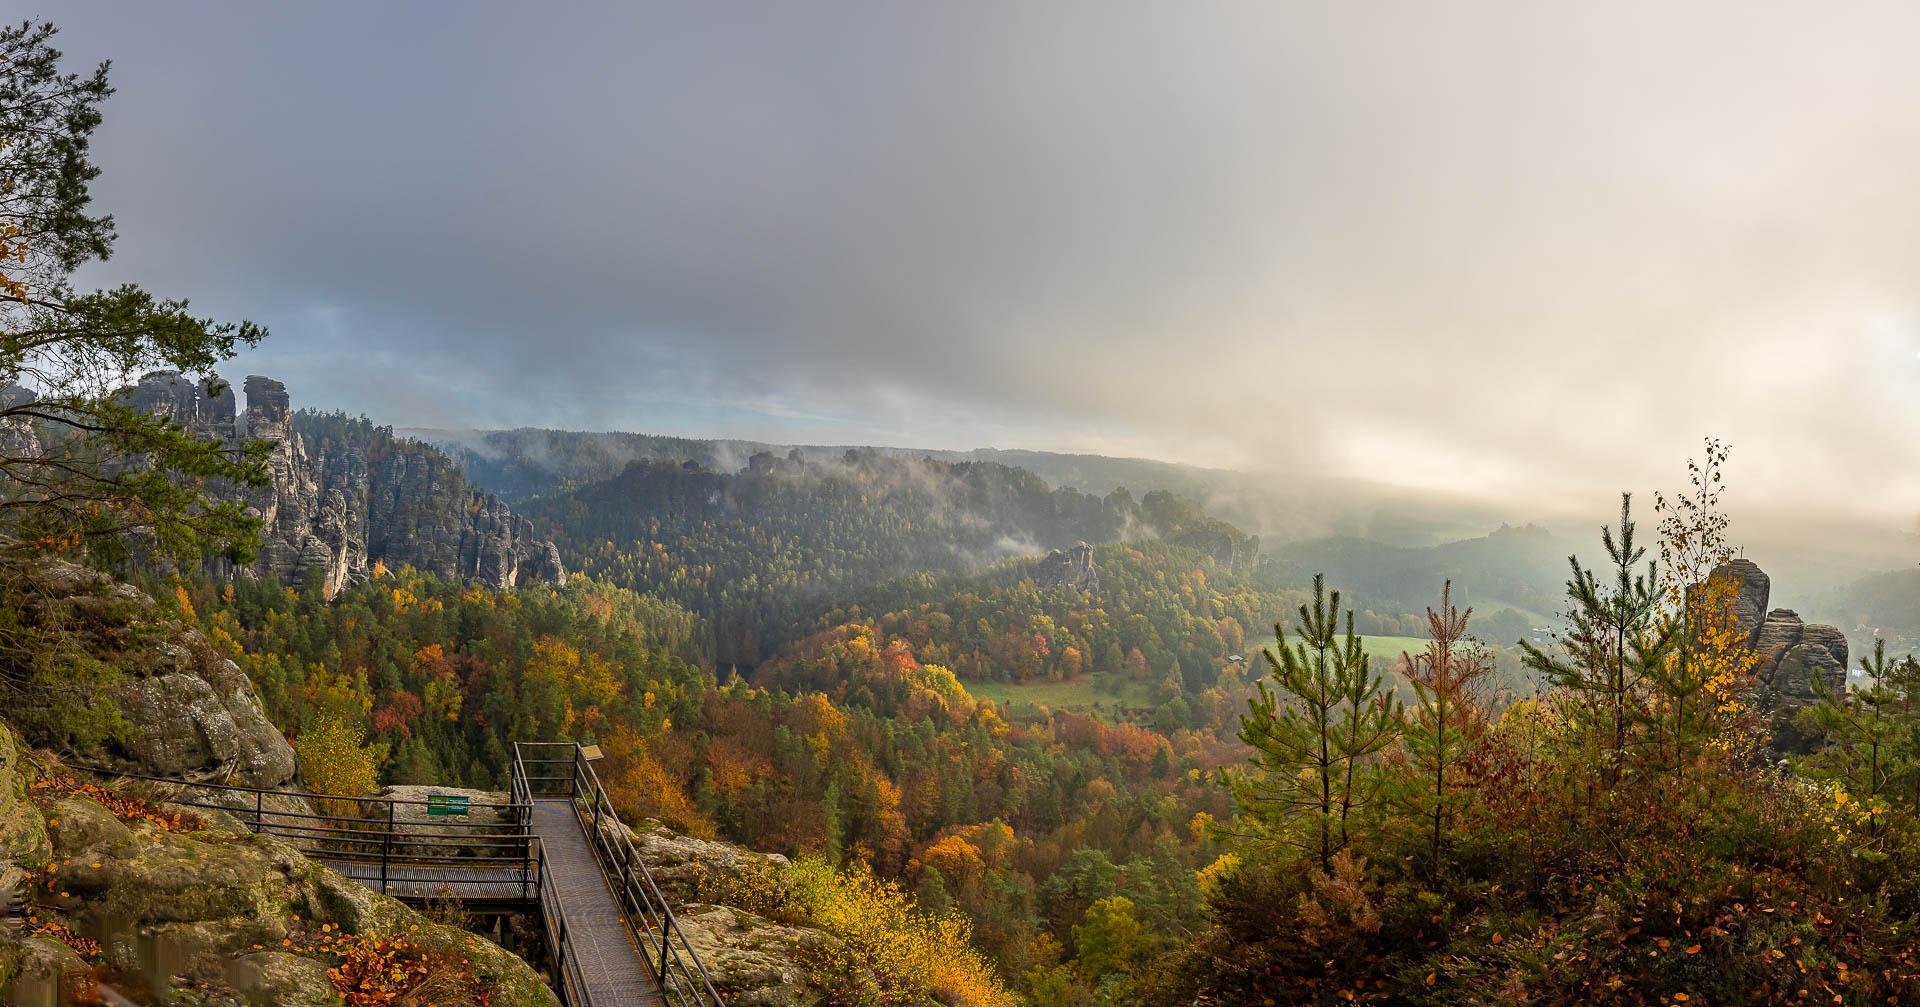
[46,797,135,857]
[226,951,344,1007]
[6,782,557,1007]
[366,785,518,858]
[5,936,90,1007]
[0,724,49,876]
[671,904,832,1007]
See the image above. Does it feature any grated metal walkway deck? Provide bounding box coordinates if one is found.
[322,862,535,902]
[531,797,666,1007]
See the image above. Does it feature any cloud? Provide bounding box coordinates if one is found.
[47,1,1920,538]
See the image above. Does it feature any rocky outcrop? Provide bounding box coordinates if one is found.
[0,383,42,461]
[24,559,296,788]
[589,816,834,1007]
[1710,559,1850,754]
[1036,542,1099,593]
[122,371,564,598]
[671,905,830,1007]
[0,746,559,1007]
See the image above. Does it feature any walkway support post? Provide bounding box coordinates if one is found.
[381,800,394,893]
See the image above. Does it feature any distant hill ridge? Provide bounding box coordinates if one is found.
[1262,522,1568,617]
[403,426,1234,505]
[520,447,1257,665]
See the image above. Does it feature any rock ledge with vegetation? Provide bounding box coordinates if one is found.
[0,727,559,1006]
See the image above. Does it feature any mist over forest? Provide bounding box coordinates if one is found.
[8,6,1920,1007]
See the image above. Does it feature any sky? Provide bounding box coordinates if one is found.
[42,2,1920,537]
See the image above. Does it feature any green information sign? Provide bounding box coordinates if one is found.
[426,793,470,817]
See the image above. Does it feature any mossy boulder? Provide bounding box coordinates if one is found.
[13,560,296,787]
[226,951,344,1007]
[6,785,556,1007]
[46,797,136,857]
[0,723,50,877]
[5,936,90,1007]
[411,920,560,1007]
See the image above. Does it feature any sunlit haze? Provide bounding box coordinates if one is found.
[49,2,1920,549]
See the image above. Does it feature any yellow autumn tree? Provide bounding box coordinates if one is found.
[1653,438,1760,767]
[714,856,1017,1007]
[296,716,383,819]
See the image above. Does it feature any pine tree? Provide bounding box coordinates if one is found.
[1228,574,1401,870]
[1521,494,1673,788]
[0,22,270,567]
[1397,581,1491,880]
[1798,638,1917,860]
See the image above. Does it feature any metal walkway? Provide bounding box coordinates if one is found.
[76,743,721,1007]
[530,797,662,1006]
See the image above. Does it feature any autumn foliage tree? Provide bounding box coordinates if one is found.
[1652,438,1760,767]
[1394,581,1490,880]
[296,715,383,818]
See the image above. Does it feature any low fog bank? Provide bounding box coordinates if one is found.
[407,426,1917,598]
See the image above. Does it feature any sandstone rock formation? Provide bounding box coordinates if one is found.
[123,371,564,597]
[1710,558,1850,754]
[1036,541,1099,592]
[26,559,297,788]
[0,383,42,461]
[0,732,558,1007]
[588,815,840,1007]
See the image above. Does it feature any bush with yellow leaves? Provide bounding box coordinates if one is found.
[705,855,1016,1007]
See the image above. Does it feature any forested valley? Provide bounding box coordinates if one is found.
[146,413,1920,1005]
[9,11,1920,1007]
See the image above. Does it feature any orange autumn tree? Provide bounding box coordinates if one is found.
[599,722,714,838]
[1394,581,1491,880]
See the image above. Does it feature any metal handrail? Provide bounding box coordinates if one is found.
[67,763,539,897]
[513,741,725,1007]
[71,762,525,812]
[76,750,712,1007]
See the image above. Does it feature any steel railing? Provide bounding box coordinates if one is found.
[513,742,724,1007]
[65,763,540,897]
[74,747,719,1007]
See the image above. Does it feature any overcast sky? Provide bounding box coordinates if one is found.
[43,2,1920,530]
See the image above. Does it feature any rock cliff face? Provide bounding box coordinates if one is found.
[1036,542,1099,592]
[125,372,563,597]
[1710,558,1849,754]
[22,559,298,788]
